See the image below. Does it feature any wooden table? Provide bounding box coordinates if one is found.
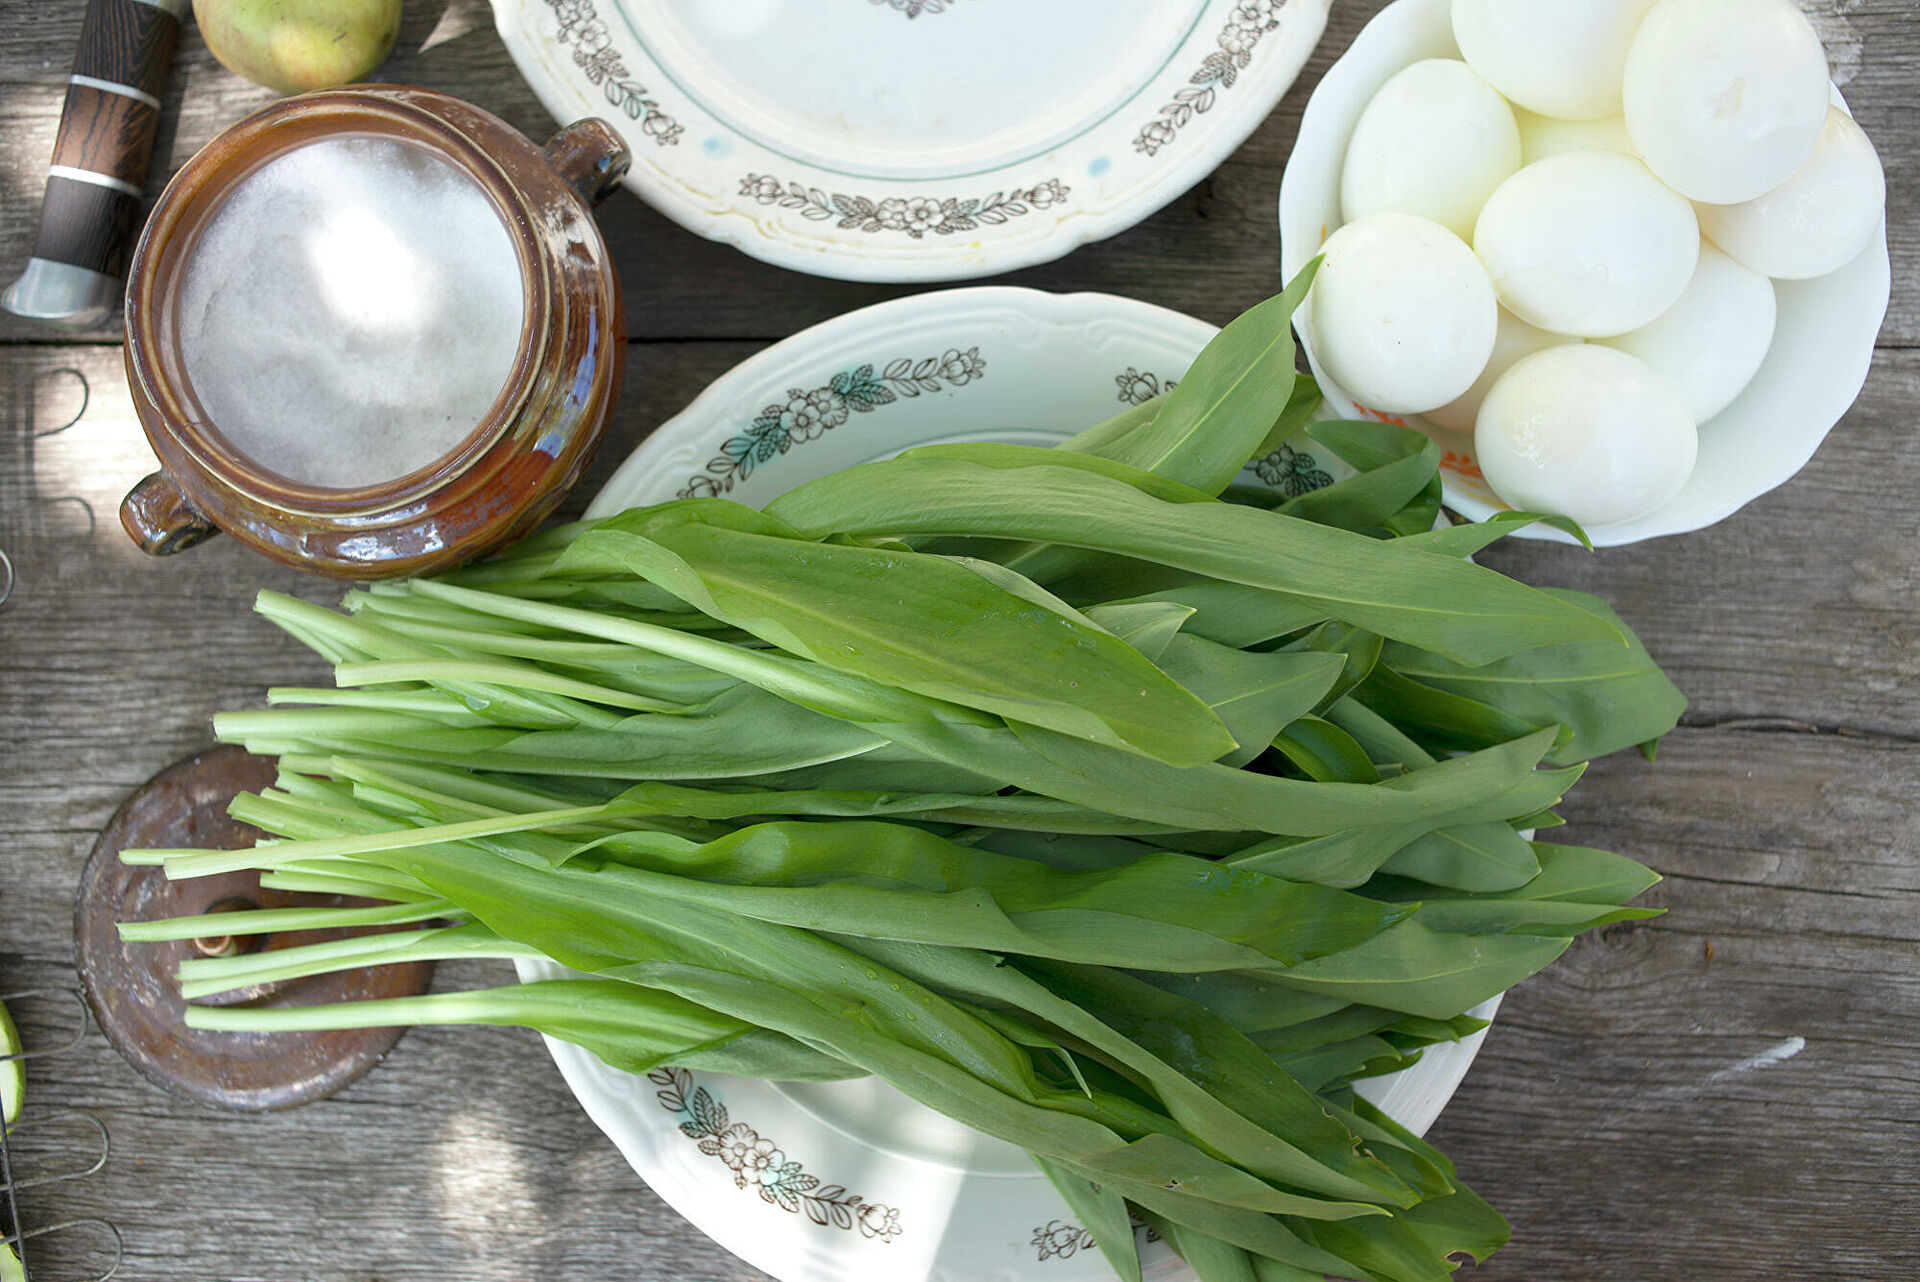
[2,2,1915,1278]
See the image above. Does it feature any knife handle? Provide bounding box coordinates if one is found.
[31,0,184,283]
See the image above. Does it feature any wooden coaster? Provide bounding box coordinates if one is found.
[74,745,434,1111]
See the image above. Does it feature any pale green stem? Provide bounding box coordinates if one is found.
[118,898,456,943]
[333,660,677,714]
[337,610,639,665]
[409,580,971,728]
[187,989,534,1034]
[151,801,630,879]
[258,869,439,900]
[178,924,524,1000]
[266,686,488,721]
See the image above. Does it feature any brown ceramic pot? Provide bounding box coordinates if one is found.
[120,86,629,579]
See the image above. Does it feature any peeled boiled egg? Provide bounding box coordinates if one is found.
[1475,344,1697,528]
[1474,151,1699,337]
[1451,0,1661,120]
[1340,59,1522,241]
[1515,110,1636,166]
[1605,245,1777,424]
[1427,309,1574,434]
[1306,213,1498,416]
[1623,0,1831,204]
[1697,106,1886,280]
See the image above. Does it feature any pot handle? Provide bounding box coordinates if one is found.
[121,470,219,556]
[541,119,632,207]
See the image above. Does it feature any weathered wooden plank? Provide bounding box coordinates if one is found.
[6,344,1919,758]
[0,316,783,1282]
[3,0,1919,1264]
[2,0,1914,345]
[8,720,1915,1281]
[1428,725,1920,1281]
[6,339,1920,1279]
[0,955,771,1282]
[1480,348,1920,738]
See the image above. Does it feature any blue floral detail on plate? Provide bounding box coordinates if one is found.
[680,347,988,497]
[649,1067,904,1240]
[1116,366,1334,498]
[1253,441,1335,496]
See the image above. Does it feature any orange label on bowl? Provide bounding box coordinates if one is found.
[1349,400,1412,429]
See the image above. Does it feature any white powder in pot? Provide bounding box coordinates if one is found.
[177,134,526,490]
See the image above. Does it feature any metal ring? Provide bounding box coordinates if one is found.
[0,548,13,609]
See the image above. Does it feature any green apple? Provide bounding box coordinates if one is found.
[197,0,403,96]
[1,997,22,1129]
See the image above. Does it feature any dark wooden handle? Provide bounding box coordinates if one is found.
[33,0,183,278]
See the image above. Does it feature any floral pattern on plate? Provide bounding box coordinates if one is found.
[738,177,1070,239]
[867,0,969,16]
[1031,1220,1097,1262]
[543,0,682,144]
[1113,366,1336,497]
[651,1068,905,1240]
[680,347,988,497]
[1114,366,1177,406]
[1135,0,1293,156]
[498,0,1329,281]
[675,353,1336,503]
[1254,442,1335,496]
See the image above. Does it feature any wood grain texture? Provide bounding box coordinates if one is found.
[48,84,162,188]
[0,0,1914,343]
[0,342,774,1282]
[6,331,1919,1279]
[2,1,1917,1278]
[27,174,140,275]
[71,0,181,100]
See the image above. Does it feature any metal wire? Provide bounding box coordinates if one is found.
[0,992,87,1064]
[2,989,121,1281]
[29,368,89,440]
[1,1113,109,1193]
[5,1221,120,1282]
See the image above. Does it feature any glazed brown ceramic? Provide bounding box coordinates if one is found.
[120,86,629,579]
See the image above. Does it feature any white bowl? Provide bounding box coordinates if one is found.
[1278,0,1891,546]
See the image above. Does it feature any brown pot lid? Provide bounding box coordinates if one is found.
[74,745,435,1111]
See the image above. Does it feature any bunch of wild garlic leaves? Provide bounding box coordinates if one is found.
[126,267,1684,1282]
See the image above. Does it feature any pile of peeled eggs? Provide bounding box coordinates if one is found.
[1303,0,1886,529]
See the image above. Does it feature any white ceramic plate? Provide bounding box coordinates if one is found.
[1276,0,1892,546]
[516,287,1499,1282]
[491,0,1329,282]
